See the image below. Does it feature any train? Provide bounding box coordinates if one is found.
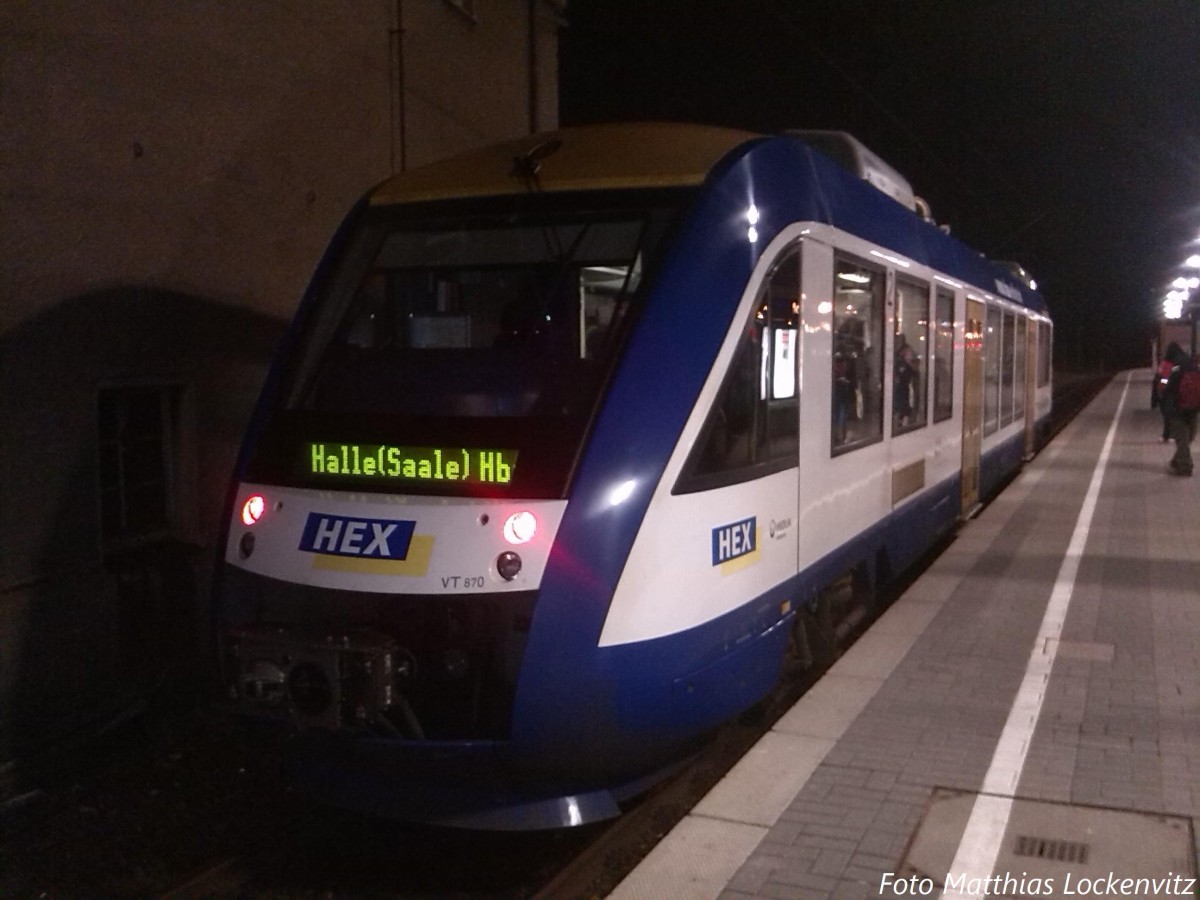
[215,123,1052,829]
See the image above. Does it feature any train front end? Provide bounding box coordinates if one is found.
[214,124,761,828]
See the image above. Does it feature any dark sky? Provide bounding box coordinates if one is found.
[559,0,1200,369]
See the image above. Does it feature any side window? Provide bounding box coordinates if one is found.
[1000,310,1016,427]
[832,256,884,453]
[1014,315,1027,420]
[1037,321,1052,387]
[983,305,1002,436]
[677,248,800,492]
[932,289,954,423]
[893,278,929,435]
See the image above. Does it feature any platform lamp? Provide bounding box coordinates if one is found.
[1187,255,1200,359]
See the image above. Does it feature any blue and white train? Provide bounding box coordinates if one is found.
[216,123,1052,829]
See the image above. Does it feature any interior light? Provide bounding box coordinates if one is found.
[503,511,537,545]
[869,249,911,268]
[817,301,833,315]
[241,494,266,526]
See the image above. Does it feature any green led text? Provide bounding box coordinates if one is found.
[306,442,517,484]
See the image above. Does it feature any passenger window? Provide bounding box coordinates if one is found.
[932,289,954,423]
[893,279,929,435]
[1037,321,1052,387]
[1014,315,1027,420]
[1001,311,1016,427]
[983,305,1002,436]
[678,249,800,491]
[832,256,884,454]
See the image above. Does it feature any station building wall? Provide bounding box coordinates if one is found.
[0,0,563,764]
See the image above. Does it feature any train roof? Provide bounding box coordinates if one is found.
[366,122,1046,315]
[368,122,760,205]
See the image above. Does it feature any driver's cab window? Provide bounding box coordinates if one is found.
[677,246,801,493]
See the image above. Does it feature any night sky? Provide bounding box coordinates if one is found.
[559,0,1200,369]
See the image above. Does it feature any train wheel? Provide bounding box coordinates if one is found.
[788,604,837,673]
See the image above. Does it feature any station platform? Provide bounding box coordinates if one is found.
[613,370,1200,899]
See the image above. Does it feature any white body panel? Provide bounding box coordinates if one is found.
[796,230,963,572]
[601,223,1042,648]
[598,468,799,647]
[226,482,566,595]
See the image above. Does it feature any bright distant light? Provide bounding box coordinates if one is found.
[817,300,833,315]
[747,226,759,244]
[1173,276,1190,289]
[1187,255,1200,268]
[746,203,760,225]
[1165,298,1185,319]
[1029,279,1038,291]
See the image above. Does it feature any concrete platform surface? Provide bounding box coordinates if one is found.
[613,371,1200,899]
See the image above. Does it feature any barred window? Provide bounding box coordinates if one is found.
[98,385,180,545]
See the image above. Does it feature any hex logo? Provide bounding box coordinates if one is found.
[711,516,757,566]
[299,513,416,559]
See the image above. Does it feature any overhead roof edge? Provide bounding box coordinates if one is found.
[368,122,761,206]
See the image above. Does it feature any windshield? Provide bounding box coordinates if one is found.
[252,191,690,497]
[285,200,673,419]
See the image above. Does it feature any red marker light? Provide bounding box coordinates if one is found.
[502,511,537,545]
[241,494,266,526]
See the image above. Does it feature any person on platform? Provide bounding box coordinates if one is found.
[1154,354,1175,441]
[1161,342,1198,476]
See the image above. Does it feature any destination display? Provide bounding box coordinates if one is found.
[305,442,517,485]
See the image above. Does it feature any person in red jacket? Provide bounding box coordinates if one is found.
[1162,342,1198,476]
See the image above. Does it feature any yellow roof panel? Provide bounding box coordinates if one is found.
[369,122,761,206]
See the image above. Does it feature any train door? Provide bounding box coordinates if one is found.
[1023,316,1038,458]
[961,299,984,514]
